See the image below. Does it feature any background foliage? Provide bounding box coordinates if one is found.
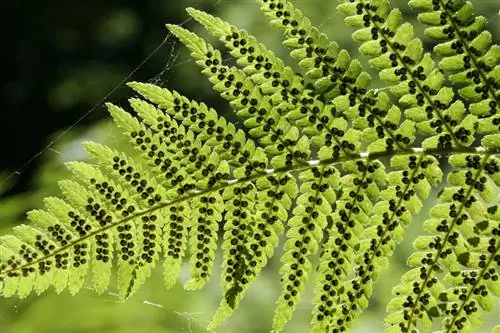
[0,0,499,332]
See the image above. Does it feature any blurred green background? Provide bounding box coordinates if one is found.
[0,0,499,332]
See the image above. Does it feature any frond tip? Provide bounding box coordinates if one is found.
[1,0,500,332]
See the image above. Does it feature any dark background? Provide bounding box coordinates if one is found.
[0,0,222,197]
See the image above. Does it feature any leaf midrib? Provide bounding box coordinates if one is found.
[0,146,496,278]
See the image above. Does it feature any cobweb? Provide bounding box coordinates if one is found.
[0,0,226,192]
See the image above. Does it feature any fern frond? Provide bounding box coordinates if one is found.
[258,0,417,153]
[311,158,387,332]
[0,1,499,333]
[166,23,309,325]
[166,23,305,162]
[255,2,440,329]
[257,0,345,96]
[81,142,166,296]
[385,153,500,332]
[437,200,500,333]
[409,0,500,132]
[325,153,442,331]
[337,0,480,149]
[176,8,401,330]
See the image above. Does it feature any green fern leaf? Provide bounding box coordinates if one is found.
[0,1,499,333]
[409,0,499,128]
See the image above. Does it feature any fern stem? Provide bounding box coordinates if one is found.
[0,147,497,279]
